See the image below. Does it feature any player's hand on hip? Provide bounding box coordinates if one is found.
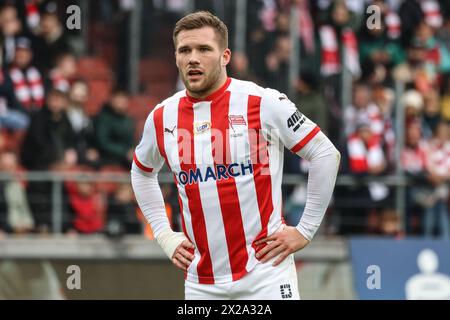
[255,225,310,266]
[172,240,195,271]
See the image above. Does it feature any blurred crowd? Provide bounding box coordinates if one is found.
[0,0,154,237]
[0,0,449,238]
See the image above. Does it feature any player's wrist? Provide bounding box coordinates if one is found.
[156,229,188,259]
[295,223,313,242]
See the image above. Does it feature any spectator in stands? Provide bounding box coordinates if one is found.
[398,0,445,47]
[359,2,405,83]
[417,16,450,66]
[0,68,29,131]
[319,0,361,144]
[8,36,44,113]
[0,151,34,234]
[345,119,389,233]
[401,120,428,179]
[371,84,396,168]
[65,169,105,235]
[246,27,272,85]
[402,21,450,93]
[264,33,291,93]
[284,71,327,193]
[398,0,425,47]
[321,0,361,31]
[106,183,140,236]
[33,4,70,73]
[401,120,428,234]
[67,79,100,168]
[421,87,443,139]
[376,208,402,237]
[347,120,386,176]
[392,40,429,89]
[319,0,361,78]
[402,89,424,125]
[293,71,328,134]
[95,90,134,168]
[344,82,384,140]
[274,10,290,34]
[423,121,450,238]
[293,0,321,75]
[228,51,259,84]
[21,88,76,170]
[48,53,77,93]
[21,88,76,233]
[21,0,42,34]
[1,0,44,36]
[0,5,25,67]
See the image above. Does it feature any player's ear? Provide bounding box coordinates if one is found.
[222,48,231,67]
[175,50,180,68]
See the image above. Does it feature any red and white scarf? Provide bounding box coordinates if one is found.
[49,69,71,93]
[259,0,277,32]
[319,25,360,77]
[297,0,315,54]
[385,10,401,39]
[421,0,442,28]
[347,133,385,173]
[25,0,40,30]
[401,141,427,174]
[9,66,45,111]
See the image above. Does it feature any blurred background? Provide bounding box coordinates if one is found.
[0,0,449,299]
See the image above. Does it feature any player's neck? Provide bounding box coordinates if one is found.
[187,73,229,101]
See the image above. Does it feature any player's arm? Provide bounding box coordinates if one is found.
[131,169,194,271]
[255,89,340,265]
[131,109,194,271]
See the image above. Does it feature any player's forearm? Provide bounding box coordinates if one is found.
[131,165,188,258]
[130,164,171,238]
[295,132,340,241]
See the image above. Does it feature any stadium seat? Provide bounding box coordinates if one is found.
[87,22,118,67]
[143,81,175,100]
[139,57,177,99]
[77,57,113,81]
[85,79,114,116]
[128,95,159,141]
[77,57,115,116]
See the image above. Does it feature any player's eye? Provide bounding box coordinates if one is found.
[200,47,211,52]
[179,48,190,54]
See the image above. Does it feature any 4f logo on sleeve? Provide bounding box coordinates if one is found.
[280,284,292,299]
[287,110,305,132]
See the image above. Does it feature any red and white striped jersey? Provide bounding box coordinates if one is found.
[401,142,427,174]
[134,77,320,284]
[9,66,44,111]
[347,134,385,173]
[425,139,450,178]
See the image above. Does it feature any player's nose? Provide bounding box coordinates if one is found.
[188,51,201,64]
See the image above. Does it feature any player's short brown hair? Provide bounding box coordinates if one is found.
[173,11,228,50]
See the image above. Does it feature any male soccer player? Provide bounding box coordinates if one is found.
[131,11,340,300]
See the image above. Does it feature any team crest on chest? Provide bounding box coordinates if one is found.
[194,121,211,135]
[228,115,246,128]
[228,115,247,137]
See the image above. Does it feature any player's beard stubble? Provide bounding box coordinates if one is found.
[179,59,223,97]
